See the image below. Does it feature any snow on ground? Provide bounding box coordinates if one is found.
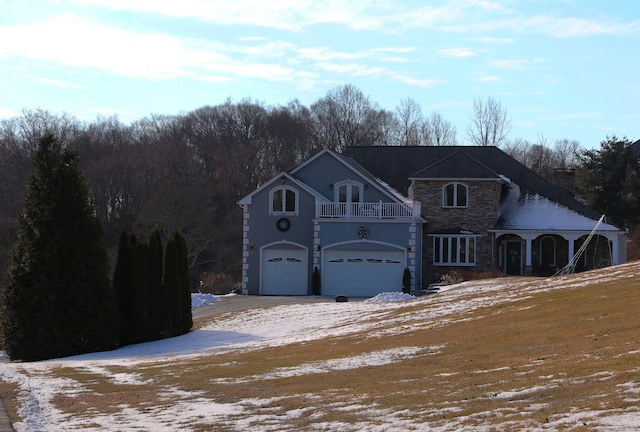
[191,292,219,308]
[365,291,414,302]
[2,261,640,431]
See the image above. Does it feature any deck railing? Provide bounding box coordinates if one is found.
[316,201,421,219]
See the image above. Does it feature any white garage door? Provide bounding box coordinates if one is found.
[262,248,308,295]
[322,249,405,297]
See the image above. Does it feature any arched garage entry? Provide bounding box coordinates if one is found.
[322,241,406,297]
[261,242,308,295]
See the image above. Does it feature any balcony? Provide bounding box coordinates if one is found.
[316,200,421,219]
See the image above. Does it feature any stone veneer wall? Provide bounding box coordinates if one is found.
[410,180,504,284]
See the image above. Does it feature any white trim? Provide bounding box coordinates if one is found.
[323,239,406,252]
[290,148,413,206]
[442,182,468,208]
[432,234,477,266]
[269,185,299,215]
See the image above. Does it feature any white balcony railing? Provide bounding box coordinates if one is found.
[316,201,421,219]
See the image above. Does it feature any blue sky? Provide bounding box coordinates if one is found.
[1,0,639,149]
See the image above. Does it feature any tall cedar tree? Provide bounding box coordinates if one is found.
[164,230,192,337]
[0,134,118,361]
[129,240,150,344]
[112,230,136,344]
[576,136,640,228]
[147,229,164,339]
[176,231,193,334]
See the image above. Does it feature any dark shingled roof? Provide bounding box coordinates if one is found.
[631,139,640,158]
[343,145,605,224]
[411,150,503,180]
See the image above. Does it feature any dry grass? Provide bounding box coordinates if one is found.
[2,263,640,430]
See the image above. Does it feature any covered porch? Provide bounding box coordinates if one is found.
[491,229,627,276]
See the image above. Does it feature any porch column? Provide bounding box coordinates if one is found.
[525,237,533,267]
[604,233,621,265]
[564,234,580,268]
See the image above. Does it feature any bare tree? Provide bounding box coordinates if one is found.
[553,138,581,169]
[423,111,457,146]
[502,138,532,166]
[467,96,511,146]
[310,84,385,151]
[395,97,423,146]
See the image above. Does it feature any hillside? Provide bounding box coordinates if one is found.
[1,261,640,431]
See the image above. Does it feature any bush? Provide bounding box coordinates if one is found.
[402,268,411,294]
[312,267,321,295]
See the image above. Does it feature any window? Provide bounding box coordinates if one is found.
[333,180,364,217]
[335,181,363,204]
[270,187,297,214]
[433,236,476,266]
[443,183,468,208]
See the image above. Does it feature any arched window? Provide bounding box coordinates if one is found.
[334,180,363,205]
[270,186,298,215]
[442,183,468,208]
[333,180,363,217]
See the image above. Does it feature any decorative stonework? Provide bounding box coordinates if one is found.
[411,180,504,283]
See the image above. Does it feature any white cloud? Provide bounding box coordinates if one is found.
[0,14,315,85]
[0,105,16,118]
[71,0,397,32]
[522,16,640,37]
[62,0,640,39]
[437,47,477,58]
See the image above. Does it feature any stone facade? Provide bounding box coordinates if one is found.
[410,179,504,284]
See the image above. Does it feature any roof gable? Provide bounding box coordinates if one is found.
[237,172,326,206]
[410,150,504,181]
[290,148,411,204]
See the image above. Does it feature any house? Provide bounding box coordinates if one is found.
[238,146,626,296]
[238,149,423,296]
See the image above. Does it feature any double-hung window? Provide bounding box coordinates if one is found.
[433,235,476,266]
[443,183,468,208]
[270,187,297,214]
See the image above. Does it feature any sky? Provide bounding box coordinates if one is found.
[1,0,639,149]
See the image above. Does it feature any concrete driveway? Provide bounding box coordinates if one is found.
[192,295,343,320]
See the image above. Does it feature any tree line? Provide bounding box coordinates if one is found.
[0,85,638,289]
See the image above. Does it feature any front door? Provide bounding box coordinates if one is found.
[505,241,522,275]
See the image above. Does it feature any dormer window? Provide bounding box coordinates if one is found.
[270,186,298,215]
[443,182,468,208]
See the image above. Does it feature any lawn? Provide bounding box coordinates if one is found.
[1,261,639,431]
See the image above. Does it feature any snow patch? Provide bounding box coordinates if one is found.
[365,292,414,302]
[191,293,219,308]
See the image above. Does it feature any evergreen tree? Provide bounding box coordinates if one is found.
[129,240,150,343]
[176,231,193,335]
[576,136,640,228]
[0,134,118,361]
[163,232,180,336]
[113,230,136,344]
[163,230,192,337]
[147,229,164,339]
